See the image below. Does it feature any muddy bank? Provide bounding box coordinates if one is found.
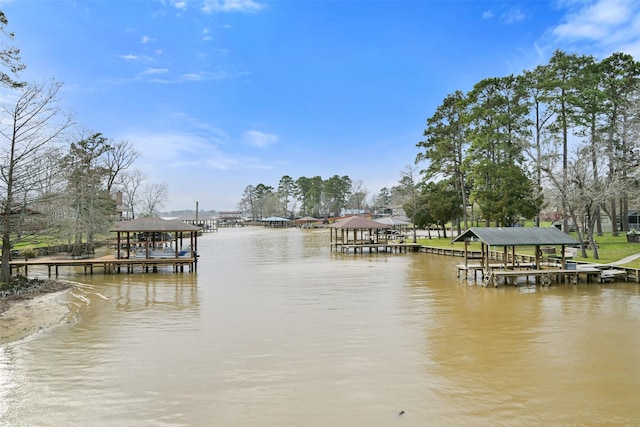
[0,280,74,345]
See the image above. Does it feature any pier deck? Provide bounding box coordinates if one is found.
[457,262,602,286]
[334,242,422,254]
[10,255,196,277]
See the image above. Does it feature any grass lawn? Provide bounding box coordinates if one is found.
[416,232,640,268]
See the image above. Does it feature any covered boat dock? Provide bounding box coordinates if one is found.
[10,218,201,277]
[452,227,599,286]
[328,216,421,253]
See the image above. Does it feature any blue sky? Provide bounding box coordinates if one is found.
[2,0,640,212]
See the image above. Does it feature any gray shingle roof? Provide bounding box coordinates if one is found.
[111,217,201,232]
[452,227,579,246]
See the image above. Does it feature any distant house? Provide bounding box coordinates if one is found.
[339,208,367,217]
[114,191,133,221]
[217,211,244,227]
[628,210,640,230]
[218,211,243,220]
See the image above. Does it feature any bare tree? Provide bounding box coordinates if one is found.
[116,168,146,219]
[141,182,169,216]
[349,179,368,211]
[0,80,72,282]
[543,145,619,259]
[104,139,140,194]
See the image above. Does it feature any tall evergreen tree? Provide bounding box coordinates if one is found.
[62,133,115,255]
[417,90,470,230]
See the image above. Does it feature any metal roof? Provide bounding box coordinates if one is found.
[261,216,290,222]
[111,217,201,233]
[452,227,579,246]
[328,216,391,229]
[374,216,411,226]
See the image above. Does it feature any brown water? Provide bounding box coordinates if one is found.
[1,227,639,426]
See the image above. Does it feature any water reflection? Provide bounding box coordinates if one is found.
[0,227,638,426]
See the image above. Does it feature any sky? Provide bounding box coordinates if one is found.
[1,0,640,212]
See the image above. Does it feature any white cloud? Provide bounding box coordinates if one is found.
[202,0,265,14]
[117,54,139,61]
[173,1,187,10]
[125,130,232,169]
[242,130,278,148]
[147,70,231,84]
[141,36,155,44]
[181,73,202,81]
[142,68,169,75]
[502,7,526,24]
[553,0,634,41]
[545,0,640,59]
[482,10,494,20]
[117,53,154,62]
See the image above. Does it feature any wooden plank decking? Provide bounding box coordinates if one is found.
[333,242,422,254]
[10,255,197,277]
[457,262,602,286]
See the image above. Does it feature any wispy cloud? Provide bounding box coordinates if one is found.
[141,36,155,44]
[202,0,265,14]
[148,70,233,83]
[550,0,640,57]
[181,73,203,81]
[141,68,169,75]
[117,53,154,62]
[117,54,140,61]
[125,130,230,168]
[482,10,494,20]
[502,7,526,24]
[242,130,278,148]
[553,0,631,40]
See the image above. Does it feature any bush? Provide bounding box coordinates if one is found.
[20,248,37,259]
[627,230,640,243]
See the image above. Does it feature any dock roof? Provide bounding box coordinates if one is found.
[374,216,411,226]
[328,216,391,229]
[452,227,579,247]
[111,217,201,233]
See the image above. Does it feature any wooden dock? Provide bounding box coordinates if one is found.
[334,242,422,254]
[483,268,599,287]
[457,262,627,286]
[10,255,197,277]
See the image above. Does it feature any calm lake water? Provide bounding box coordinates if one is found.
[1,227,639,426]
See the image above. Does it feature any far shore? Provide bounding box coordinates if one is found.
[0,280,74,345]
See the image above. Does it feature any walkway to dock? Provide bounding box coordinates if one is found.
[10,255,197,277]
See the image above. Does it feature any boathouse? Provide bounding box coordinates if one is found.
[294,216,323,228]
[112,217,200,261]
[374,216,412,241]
[261,216,292,228]
[328,216,419,253]
[10,218,202,277]
[452,227,588,286]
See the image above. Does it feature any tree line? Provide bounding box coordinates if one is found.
[0,11,170,282]
[237,174,421,220]
[416,49,640,258]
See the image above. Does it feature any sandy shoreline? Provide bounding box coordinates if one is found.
[0,282,74,345]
